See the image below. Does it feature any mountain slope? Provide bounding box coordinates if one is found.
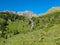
[0,7,60,45]
[5,24,60,45]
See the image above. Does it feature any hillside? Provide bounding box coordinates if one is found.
[0,7,60,45]
[5,24,60,45]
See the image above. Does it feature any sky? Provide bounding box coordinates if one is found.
[0,0,60,14]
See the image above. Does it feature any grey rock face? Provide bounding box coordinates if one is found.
[17,10,36,18]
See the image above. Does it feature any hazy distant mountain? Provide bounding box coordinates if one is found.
[3,10,37,18]
[3,7,60,18]
[17,10,37,18]
[3,10,17,14]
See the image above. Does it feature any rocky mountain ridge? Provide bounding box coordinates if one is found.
[3,7,60,18]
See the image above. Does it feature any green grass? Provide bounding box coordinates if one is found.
[0,11,60,45]
[5,24,60,45]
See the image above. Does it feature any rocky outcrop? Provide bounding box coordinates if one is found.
[17,10,37,18]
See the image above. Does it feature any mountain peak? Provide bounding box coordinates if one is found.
[46,7,60,14]
[17,10,36,18]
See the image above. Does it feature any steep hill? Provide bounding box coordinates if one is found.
[0,7,60,45]
[5,24,60,45]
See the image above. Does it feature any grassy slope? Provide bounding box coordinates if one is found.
[0,11,60,45]
[5,24,60,45]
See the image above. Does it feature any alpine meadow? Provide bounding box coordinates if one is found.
[0,7,60,45]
